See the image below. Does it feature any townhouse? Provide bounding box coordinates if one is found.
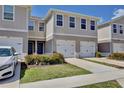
[0,5,31,58]
[0,5,100,58]
[44,9,99,57]
[98,16,124,56]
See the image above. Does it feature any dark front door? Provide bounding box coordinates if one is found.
[37,41,44,54]
[28,41,35,54]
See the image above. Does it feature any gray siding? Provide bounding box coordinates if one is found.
[54,12,97,37]
[0,5,29,31]
[28,17,46,40]
[98,25,111,43]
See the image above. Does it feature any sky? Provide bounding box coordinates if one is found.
[31,5,124,23]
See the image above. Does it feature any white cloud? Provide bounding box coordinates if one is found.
[112,9,124,19]
[98,17,104,24]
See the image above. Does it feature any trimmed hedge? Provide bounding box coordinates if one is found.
[95,51,102,58]
[25,53,65,65]
[108,53,124,60]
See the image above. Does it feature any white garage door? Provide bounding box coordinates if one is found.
[0,37,23,55]
[113,43,124,53]
[56,40,75,57]
[80,41,96,57]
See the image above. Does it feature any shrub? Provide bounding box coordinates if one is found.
[95,51,102,58]
[108,53,124,60]
[49,53,65,65]
[25,55,34,65]
[40,55,50,65]
[24,53,65,65]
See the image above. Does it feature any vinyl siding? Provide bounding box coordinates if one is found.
[0,5,29,31]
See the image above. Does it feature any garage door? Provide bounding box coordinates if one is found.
[0,37,23,55]
[80,41,96,57]
[113,43,124,53]
[56,40,75,57]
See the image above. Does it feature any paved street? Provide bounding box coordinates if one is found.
[0,62,20,88]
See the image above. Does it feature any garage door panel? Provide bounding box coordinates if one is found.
[113,43,124,53]
[56,40,75,58]
[0,37,23,55]
[80,41,96,57]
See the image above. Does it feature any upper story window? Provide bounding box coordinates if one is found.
[81,19,86,29]
[112,24,117,33]
[119,25,123,34]
[3,5,14,20]
[28,20,35,31]
[56,14,63,26]
[69,17,75,28]
[39,23,45,31]
[90,20,95,30]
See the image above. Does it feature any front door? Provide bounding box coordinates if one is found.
[37,41,44,54]
[28,41,35,54]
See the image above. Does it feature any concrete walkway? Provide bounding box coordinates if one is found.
[20,69,124,88]
[66,58,124,87]
[86,58,124,67]
[0,62,21,88]
[82,58,124,87]
[65,58,118,73]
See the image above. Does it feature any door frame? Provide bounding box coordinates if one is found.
[28,40,35,54]
[37,41,45,54]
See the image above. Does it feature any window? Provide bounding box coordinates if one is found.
[113,24,117,33]
[119,25,123,34]
[81,19,86,29]
[28,20,35,31]
[3,5,14,20]
[56,14,63,26]
[90,20,95,30]
[69,17,75,28]
[39,23,45,31]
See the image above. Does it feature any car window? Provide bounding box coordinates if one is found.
[0,48,12,57]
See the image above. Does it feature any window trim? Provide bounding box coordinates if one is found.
[2,5,15,21]
[38,22,45,32]
[55,14,64,27]
[90,19,96,31]
[68,16,76,29]
[118,24,124,34]
[80,18,87,30]
[28,20,35,31]
[112,23,118,34]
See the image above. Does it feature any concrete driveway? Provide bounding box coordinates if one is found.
[0,62,21,88]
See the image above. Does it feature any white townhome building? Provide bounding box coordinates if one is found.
[98,16,124,56]
[0,5,100,58]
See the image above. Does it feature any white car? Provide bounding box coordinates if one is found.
[0,46,18,80]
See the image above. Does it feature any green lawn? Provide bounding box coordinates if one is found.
[83,58,124,69]
[79,80,122,88]
[20,64,91,83]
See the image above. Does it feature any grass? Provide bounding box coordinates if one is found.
[20,64,91,83]
[83,58,124,69]
[79,80,122,88]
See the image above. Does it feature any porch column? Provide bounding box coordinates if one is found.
[35,40,37,54]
